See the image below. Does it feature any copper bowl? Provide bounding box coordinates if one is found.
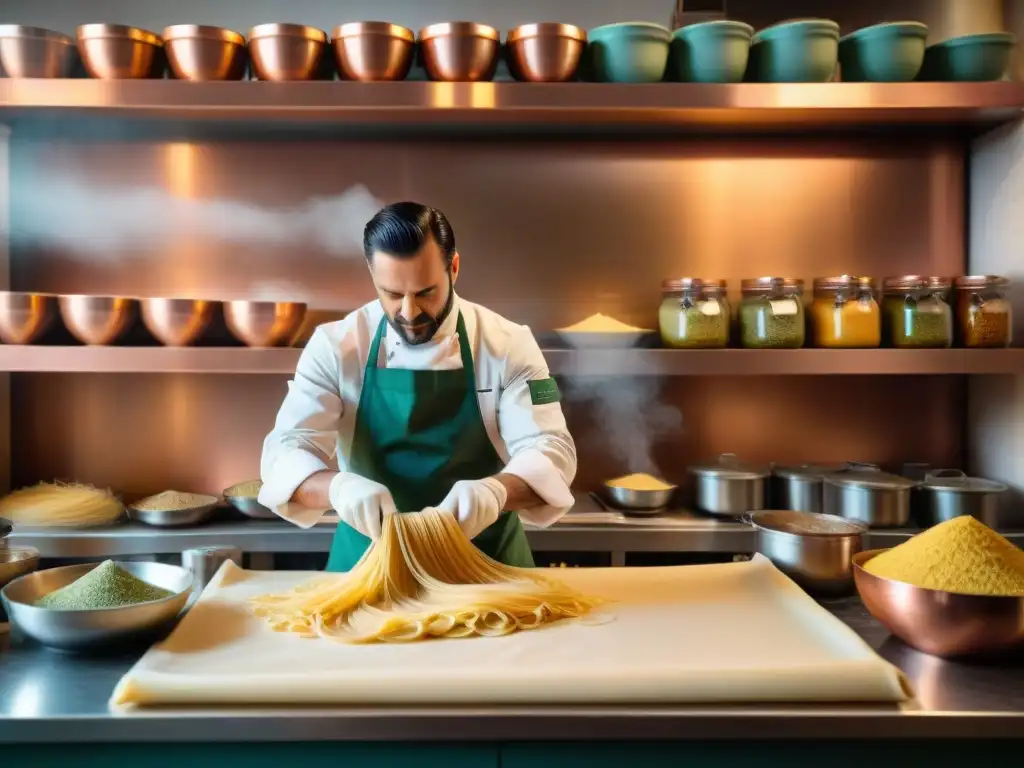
[332,21,414,81]
[76,24,165,79]
[224,301,306,347]
[419,21,500,81]
[140,298,216,346]
[248,23,327,81]
[59,295,138,345]
[0,25,78,78]
[163,24,246,81]
[506,23,586,82]
[853,549,1024,658]
[0,292,56,344]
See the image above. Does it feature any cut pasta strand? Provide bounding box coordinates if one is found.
[251,507,605,643]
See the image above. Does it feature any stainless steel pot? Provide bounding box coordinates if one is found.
[771,463,845,513]
[915,469,1007,529]
[823,464,917,528]
[690,453,768,517]
[747,510,867,597]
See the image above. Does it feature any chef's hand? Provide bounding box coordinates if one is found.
[439,477,508,540]
[328,472,397,540]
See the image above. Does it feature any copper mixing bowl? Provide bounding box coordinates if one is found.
[332,21,414,81]
[506,23,586,82]
[59,295,138,345]
[0,25,78,78]
[853,549,1024,658]
[0,292,56,344]
[140,298,216,346]
[419,21,500,81]
[163,24,246,81]
[76,24,165,79]
[248,23,327,81]
[224,301,307,347]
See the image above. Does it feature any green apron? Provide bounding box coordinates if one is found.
[325,312,535,572]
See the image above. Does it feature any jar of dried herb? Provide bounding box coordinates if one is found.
[738,277,805,349]
[882,276,952,349]
[955,275,1012,348]
[810,275,881,348]
[659,278,730,349]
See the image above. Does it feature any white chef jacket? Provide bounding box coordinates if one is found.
[259,294,577,529]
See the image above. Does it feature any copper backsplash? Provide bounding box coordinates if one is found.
[8,136,966,493]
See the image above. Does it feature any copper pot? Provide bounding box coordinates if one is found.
[163,25,246,81]
[506,23,586,82]
[224,301,306,347]
[140,298,216,346]
[0,292,56,344]
[0,25,78,78]
[59,295,138,345]
[419,21,500,81]
[248,23,327,81]
[332,21,414,81]
[76,24,165,79]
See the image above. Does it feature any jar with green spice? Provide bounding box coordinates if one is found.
[955,275,1012,348]
[739,277,805,349]
[882,276,953,349]
[659,278,730,349]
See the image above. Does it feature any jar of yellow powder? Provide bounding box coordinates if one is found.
[810,275,881,348]
[882,276,953,349]
[954,275,1012,348]
[659,278,730,349]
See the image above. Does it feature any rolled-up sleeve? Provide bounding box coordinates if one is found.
[498,326,577,527]
[258,327,342,528]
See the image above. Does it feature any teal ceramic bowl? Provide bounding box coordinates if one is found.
[668,20,754,83]
[585,21,671,83]
[839,21,928,82]
[918,32,1015,82]
[747,18,840,83]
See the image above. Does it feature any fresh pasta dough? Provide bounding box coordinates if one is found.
[251,507,604,643]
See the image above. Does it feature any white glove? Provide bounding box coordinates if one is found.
[438,477,508,540]
[328,472,397,540]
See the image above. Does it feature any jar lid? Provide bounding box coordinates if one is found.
[813,275,875,291]
[824,466,917,491]
[773,463,846,480]
[740,277,803,294]
[920,470,1008,494]
[661,278,727,292]
[690,453,769,480]
[883,275,952,292]
[954,275,1010,289]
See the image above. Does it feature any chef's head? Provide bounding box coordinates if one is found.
[364,202,460,346]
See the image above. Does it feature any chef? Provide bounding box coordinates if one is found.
[258,202,577,571]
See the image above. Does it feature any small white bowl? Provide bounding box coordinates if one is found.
[555,330,653,349]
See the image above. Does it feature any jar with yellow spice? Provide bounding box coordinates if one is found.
[810,275,881,348]
[882,276,952,349]
[738,277,805,349]
[954,275,1012,348]
[658,278,730,349]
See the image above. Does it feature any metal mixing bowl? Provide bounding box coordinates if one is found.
[248,23,328,81]
[76,24,165,79]
[506,23,586,82]
[0,292,56,344]
[1,561,192,651]
[0,25,79,78]
[0,547,40,590]
[419,21,500,81]
[163,24,247,81]
[59,294,138,345]
[854,549,1024,657]
[224,300,306,347]
[224,492,278,520]
[332,21,414,81]
[128,494,219,528]
[603,482,677,513]
[140,297,216,346]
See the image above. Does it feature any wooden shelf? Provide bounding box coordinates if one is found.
[0,346,1021,376]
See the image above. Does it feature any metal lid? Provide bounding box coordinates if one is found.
[748,509,867,537]
[882,275,952,292]
[920,470,1008,495]
[661,277,727,292]
[0,25,74,44]
[740,277,804,295]
[507,22,586,44]
[76,24,163,46]
[248,23,328,43]
[824,465,917,491]
[333,22,415,42]
[162,25,245,45]
[690,453,769,480]
[419,22,500,42]
[773,463,846,481]
[954,275,1010,289]
[813,275,875,292]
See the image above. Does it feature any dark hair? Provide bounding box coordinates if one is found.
[363,202,456,265]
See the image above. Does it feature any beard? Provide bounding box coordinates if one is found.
[388,274,455,346]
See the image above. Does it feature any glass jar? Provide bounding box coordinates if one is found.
[955,275,1012,348]
[882,276,953,349]
[658,278,730,349]
[738,277,805,349]
[810,276,881,348]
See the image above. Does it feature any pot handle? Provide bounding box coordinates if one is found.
[718,452,739,467]
[924,468,967,486]
[740,512,755,526]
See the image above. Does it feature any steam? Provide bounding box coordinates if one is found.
[565,377,684,478]
[12,176,384,262]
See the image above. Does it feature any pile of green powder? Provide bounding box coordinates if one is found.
[35,560,173,610]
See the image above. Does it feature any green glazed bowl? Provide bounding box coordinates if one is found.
[839,21,928,82]
[747,18,840,83]
[668,20,754,83]
[585,21,671,82]
[917,31,1015,81]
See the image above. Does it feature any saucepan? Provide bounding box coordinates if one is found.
[602,480,677,515]
[823,463,917,528]
[689,453,769,517]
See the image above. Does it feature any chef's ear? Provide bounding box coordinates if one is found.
[450,251,460,283]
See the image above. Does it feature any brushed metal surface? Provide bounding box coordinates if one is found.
[163,25,246,81]
[58,295,137,345]
[247,24,327,82]
[419,23,501,82]
[139,298,215,346]
[0,26,77,78]
[331,22,414,82]
[506,23,586,83]
[75,24,165,80]
[223,301,306,347]
[0,293,55,344]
